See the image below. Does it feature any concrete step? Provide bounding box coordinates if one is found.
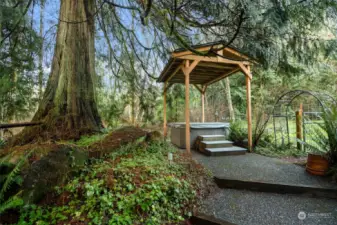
[200,140,233,149]
[204,146,247,156]
[198,134,227,141]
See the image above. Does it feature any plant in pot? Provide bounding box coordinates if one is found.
[298,107,337,176]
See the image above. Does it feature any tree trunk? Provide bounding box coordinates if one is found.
[38,0,45,99]
[11,0,102,145]
[223,77,235,121]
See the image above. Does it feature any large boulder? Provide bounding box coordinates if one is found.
[22,145,87,203]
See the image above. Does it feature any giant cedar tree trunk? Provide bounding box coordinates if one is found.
[12,0,102,145]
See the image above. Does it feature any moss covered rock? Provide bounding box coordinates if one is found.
[22,145,87,203]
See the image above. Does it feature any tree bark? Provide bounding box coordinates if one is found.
[11,0,102,145]
[223,77,235,121]
[38,0,45,99]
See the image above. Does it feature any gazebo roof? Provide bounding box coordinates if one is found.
[157,41,254,85]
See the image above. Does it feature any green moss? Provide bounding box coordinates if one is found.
[64,133,108,147]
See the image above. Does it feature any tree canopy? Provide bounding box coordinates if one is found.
[0,0,336,138]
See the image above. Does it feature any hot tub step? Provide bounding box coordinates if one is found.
[204,146,247,156]
[198,135,227,141]
[200,140,234,149]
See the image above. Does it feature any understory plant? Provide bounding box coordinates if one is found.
[0,151,32,214]
[299,107,337,178]
[18,140,210,224]
[228,120,247,144]
[0,139,5,149]
[299,108,337,157]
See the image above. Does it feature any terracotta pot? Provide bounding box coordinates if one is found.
[306,153,329,176]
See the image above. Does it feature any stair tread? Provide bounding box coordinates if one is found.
[199,135,226,138]
[205,146,247,152]
[201,140,233,144]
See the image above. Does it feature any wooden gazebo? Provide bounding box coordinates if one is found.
[157,42,253,152]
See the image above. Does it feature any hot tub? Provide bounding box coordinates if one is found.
[169,122,230,149]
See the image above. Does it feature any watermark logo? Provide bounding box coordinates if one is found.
[298,211,307,220]
[298,210,336,221]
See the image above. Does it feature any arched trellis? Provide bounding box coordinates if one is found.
[272,90,337,147]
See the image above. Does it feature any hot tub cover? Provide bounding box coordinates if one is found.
[168,122,229,129]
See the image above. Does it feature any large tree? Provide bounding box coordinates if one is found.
[12,0,102,145]
[9,0,337,145]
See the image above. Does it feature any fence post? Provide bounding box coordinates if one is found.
[296,108,303,150]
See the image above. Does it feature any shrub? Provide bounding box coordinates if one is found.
[228,120,247,143]
[299,107,337,159]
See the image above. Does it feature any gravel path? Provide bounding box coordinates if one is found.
[192,151,336,188]
[199,189,337,225]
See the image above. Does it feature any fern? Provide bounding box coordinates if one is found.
[0,153,13,165]
[0,195,24,214]
[299,107,337,159]
[0,150,32,202]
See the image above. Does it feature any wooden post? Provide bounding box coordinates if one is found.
[183,60,191,153]
[246,73,253,152]
[163,83,167,137]
[201,91,205,123]
[296,106,303,150]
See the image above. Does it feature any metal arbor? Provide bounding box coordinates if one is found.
[272,90,336,148]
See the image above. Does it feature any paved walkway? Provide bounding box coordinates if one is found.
[192,151,336,188]
[199,189,337,225]
[192,151,337,225]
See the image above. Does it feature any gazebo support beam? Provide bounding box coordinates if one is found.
[205,67,240,86]
[177,55,250,66]
[246,76,252,152]
[183,60,191,153]
[238,63,252,79]
[240,65,253,152]
[182,60,199,153]
[193,84,203,93]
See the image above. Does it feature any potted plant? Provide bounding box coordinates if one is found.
[299,107,337,176]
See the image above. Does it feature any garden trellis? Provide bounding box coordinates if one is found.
[272,90,337,149]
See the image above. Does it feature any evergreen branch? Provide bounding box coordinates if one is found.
[103,0,141,13]
[0,0,33,47]
[141,0,152,25]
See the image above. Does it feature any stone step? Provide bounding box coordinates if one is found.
[200,140,234,149]
[204,146,247,156]
[198,135,227,141]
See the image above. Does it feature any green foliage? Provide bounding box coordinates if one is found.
[0,138,5,149]
[18,141,201,224]
[0,0,40,122]
[0,196,24,215]
[255,144,306,158]
[299,107,337,160]
[0,150,32,214]
[71,132,109,147]
[228,120,248,143]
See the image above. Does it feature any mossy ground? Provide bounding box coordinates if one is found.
[0,127,215,225]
